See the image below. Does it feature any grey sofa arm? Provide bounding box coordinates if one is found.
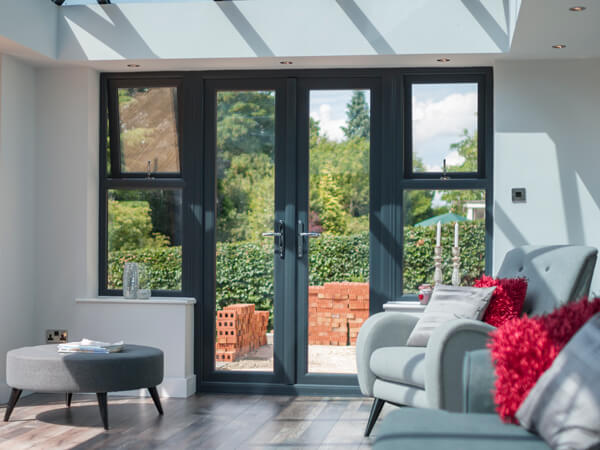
[462,349,496,413]
[425,319,495,411]
[356,312,419,397]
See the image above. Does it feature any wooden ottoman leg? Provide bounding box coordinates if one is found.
[148,387,163,415]
[66,393,72,408]
[96,393,109,430]
[3,388,22,422]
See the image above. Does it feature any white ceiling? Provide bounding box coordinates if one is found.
[0,0,599,71]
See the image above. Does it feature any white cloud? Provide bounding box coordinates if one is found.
[310,104,346,142]
[413,92,477,144]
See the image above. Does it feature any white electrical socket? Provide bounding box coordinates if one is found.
[46,329,68,344]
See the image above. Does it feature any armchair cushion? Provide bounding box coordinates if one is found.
[462,349,496,414]
[370,347,425,388]
[356,312,420,397]
[406,284,496,347]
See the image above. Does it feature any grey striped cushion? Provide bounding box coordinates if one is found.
[406,284,496,347]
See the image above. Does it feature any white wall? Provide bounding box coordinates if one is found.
[0,55,37,403]
[34,67,99,340]
[494,59,600,294]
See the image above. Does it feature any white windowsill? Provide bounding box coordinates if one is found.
[383,301,426,313]
[76,296,196,305]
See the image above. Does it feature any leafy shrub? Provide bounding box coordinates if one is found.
[108,199,170,251]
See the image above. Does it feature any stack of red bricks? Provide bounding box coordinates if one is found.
[308,282,369,346]
[215,304,269,363]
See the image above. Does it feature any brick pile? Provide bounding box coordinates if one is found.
[215,304,269,363]
[308,282,369,346]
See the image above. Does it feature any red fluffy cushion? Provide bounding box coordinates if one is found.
[474,275,528,327]
[489,297,600,423]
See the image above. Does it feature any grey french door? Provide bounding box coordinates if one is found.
[295,78,378,386]
[203,78,293,385]
[203,76,378,388]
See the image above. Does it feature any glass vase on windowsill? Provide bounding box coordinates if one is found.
[123,262,139,299]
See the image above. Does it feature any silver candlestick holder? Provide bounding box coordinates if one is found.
[433,246,443,286]
[451,246,461,286]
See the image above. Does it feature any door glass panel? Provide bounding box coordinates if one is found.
[402,189,486,293]
[214,91,276,372]
[308,90,370,374]
[411,83,478,173]
[118,87,180,174]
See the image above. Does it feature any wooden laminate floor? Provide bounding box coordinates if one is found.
[0,393,394,449]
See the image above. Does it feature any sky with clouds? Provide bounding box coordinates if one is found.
[309,84,477,172]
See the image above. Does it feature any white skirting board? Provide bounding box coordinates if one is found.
[109,375,196,398]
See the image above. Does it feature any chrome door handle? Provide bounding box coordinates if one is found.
[262,220,285,259]
[297,221,321,258]
[299,232,321,238]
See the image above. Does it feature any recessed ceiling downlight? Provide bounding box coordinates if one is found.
[127,64,141,68]
[552,44,567,49]
[436,58,451,63]
[569,6,586,11]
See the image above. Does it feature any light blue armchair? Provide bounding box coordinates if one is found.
[356,245,598,436]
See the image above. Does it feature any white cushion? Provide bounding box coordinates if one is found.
[406,284,496,347]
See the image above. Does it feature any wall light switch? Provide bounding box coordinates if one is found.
[512,188,526,203]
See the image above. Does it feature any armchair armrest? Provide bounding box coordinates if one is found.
[424,319,495,411]
[356,312,419,397]
[462,349,496,414]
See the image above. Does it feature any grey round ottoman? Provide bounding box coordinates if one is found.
[4,344,164,430]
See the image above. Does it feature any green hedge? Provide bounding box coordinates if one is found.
[308,232,369,286]
[403,221,486,293]
[108,221,485,306]
[108,247,182,291]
